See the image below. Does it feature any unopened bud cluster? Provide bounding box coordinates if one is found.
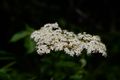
[31,23,107,57]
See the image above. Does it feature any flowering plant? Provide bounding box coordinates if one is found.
[9,22,108,80]
[31,22,107,57]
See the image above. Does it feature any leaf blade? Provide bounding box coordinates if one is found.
[10,31,29,42]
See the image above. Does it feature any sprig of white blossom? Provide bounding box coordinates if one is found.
[31,22,107,57]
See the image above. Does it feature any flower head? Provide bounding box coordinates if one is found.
[31,22,107,57]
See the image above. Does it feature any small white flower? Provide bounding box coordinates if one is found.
[64,48,75,56]
[92,35,101,41]
[37,45,50,55]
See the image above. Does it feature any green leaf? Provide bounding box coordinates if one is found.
[24,37,35,53]
[0,69,10,80]
[80,58,87,68]
[25,24,34,32]
[10,31,29,42]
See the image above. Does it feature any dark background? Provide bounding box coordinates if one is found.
[0,0,120,80]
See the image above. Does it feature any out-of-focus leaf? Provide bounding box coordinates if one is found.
[25,24,34,32]
[1,61,16,69]
[70,69,86,80]
[53,72,66,80]
[80,58,87,68]
[7,70,35,80]
[0,51,14,60]
[0,69,10,80]
[10,25,34,43]
[0,57,14,60]
[24,37,35,53]
[0,62,16,80]
[10,31,29,42]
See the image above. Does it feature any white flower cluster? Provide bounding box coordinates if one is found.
[31,23,107,57]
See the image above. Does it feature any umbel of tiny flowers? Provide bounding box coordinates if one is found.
[30,22,107,57]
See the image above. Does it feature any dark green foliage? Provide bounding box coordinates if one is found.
[10,25,35,54]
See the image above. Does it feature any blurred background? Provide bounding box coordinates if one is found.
[0,0,120,80]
